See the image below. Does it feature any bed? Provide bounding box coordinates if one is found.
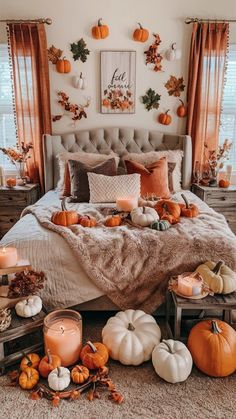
[1,127,236,313]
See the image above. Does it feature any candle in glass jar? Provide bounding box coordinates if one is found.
[0,247,18,268]
[44,310,82,367]
[116,196,138,212]
[177,274,203,297]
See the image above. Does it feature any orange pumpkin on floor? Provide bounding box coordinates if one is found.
[188,319,236,377]
[180,194,199,218]
[80,341,109,369]
[133,23,149,42]
[38,350,61,378]
[219,178,230,188]
[78,215,97,227]
[105,215,122,227]
[19,367,39,390]
[51,198,79,227]
[20,353,41,371]
[92,18,109,39]
[71,365,90,384]
[158,110,172,125]
[56,57,71,73]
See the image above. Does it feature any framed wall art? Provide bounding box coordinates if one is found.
[100,50,136,114]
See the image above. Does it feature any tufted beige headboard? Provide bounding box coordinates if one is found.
[43,127,192,192]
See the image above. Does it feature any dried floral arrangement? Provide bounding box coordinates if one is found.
[52,91,90,123]
[47,45,63,64]
[8,366,123,407]
[204,139,232,173]
[165,75,185,97]
[144,34,163,72]
[70,39,90,63]
[141,88,161,111]
[8,270,46,298]
[0,142,33,165]
[102,88,133,112]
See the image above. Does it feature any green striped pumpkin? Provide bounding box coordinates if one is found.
[150,220,171,231]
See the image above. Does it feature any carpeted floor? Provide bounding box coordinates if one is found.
[0,312,235,419]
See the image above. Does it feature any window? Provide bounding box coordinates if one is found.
[220,44,236,170]
[0,44,17,170]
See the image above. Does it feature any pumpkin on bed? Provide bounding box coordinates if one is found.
[179,194,199,218]
[51,198,79,227]
[154,200,180,225]
[78,215,97,228]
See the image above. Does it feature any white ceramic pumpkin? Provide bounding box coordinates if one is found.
[72,72,87,89]
[48,367,71,391]
[165,43,182,61]
[152,339,192,383]
[131,206,159,227]
[102,309,161,365]
[15,295,42,318]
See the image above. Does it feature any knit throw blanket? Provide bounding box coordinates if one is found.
[23,192,236,313]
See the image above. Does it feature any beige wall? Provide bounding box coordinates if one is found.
[0,0,236,136]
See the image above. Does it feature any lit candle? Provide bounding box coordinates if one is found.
[44,309,82,367]
[0,247,18,269]
[116,196,138,212]
[177,274,203,297]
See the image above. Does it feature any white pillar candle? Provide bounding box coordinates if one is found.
[116,196,138,212]
[0,247,18,269]
[0,165,6,187]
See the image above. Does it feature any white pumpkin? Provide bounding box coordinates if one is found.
[152,339,192,383]
[15,295,42,318]
[48,367,71,391]
[72,72,87,89]
[102,309,161,365]
[165,43,182,61]
[131,206,159,227]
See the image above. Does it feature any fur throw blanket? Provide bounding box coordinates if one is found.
[23,192,236,313]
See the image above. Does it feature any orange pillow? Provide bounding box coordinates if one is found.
[125,157,170,198]
[62,163,71,197]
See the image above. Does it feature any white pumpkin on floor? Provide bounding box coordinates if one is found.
[15,295,42,318]
[152,339,192,383]
[131,206,159,227]
[48,367,71,391]
[102,309,161,365]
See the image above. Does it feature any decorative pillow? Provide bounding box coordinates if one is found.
[123,150,183,192]
[88,173,141,203]
[57,151,119,192]
[125,157,170,199]
[68,158,117,202]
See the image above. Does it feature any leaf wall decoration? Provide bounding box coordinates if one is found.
[70,39,90,62]
[165,75,185,97]
[141,88,161,111]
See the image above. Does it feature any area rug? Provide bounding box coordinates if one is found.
[0,312,235,419]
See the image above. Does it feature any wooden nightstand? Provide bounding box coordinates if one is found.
[192,184,236,234]
[0,184,40,239]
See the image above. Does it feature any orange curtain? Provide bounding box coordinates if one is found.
[7,23,51,191]
[186,22,229,171]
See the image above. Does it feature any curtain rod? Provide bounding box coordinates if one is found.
[0,18,52,25]
[185,17,236,24]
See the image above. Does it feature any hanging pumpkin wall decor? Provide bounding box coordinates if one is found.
[158,110,172,125]
[72,72,87,90]
[92,18,109,39]
[177,99,187,117]
[144,34,163,72]
[165,43,182,61]
[56,57,71,74]
[165,75,185,97]
[133,23,149,42]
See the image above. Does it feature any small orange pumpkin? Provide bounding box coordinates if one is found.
[38,350,61,378]
[71,365,90,384]
[102,99,110,108]
[219,178,230,188]
[19,367,39,390]
[92,18,109,39]
[56,57,71,73]
[79,215,97,227]
[133,23,149,42]
[80,341,109,369]
[177,99,187,117]
[20,353,41,371]
[155,200,181,219]
[51,198,79,227]
[161,213,179,225]
[180,193,199,218]
[105,215,122,227]
[158,110,172,125]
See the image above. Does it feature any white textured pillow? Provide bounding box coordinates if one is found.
[57,151,120,192]
[88,173,141,203]
[123,150,184,192]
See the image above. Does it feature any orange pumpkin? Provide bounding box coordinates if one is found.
[161,213,179,225]
[102,99,110,108]
[51,198,79,227]
[155,200,181,219]
[38,350,61,378]
[133,23,149,42]
[79,215,97,227]
[177,99,187,117]
[19,367,39,390]
[92,18,109,39]
[188,319,236,377]
[219,178,230,188]
[56,57,71,73]
[20,353,41,371]
[80,341,109,369]
[71,365,90,384]
[105,215,122,227]
[158,110,172,125]
[180,193,199,218]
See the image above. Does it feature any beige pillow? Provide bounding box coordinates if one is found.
[88,173,141,203]
[123,150,183,192]
[57,151,120,192]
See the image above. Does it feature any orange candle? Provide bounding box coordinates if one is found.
[177,274,203,297]
[44,310,82,367]
[0,246,18,268]
[116,196,138,212]
[6,178,16,188]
